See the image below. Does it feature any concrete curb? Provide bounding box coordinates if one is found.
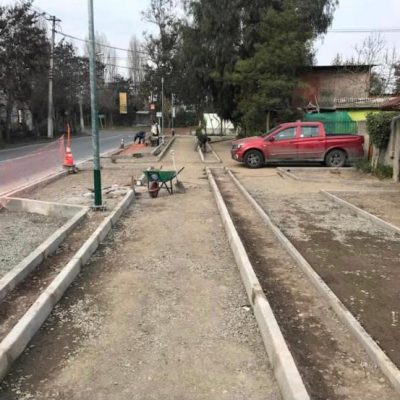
[227,169,400,394]
[276,167,300,181]
[157,136,176,161]
[1,197,86,219]
[0,190,135,382]
[197,143,205,162]
[106,137,176,164]
[207,142,223,163]
[197,141,222,164]
[151,142,163,156]
[321,190,400,236]
[275,166,377,185]
[206,168,310,400]
[0,207,88,302]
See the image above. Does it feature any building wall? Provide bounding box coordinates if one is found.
[298,69,370,106]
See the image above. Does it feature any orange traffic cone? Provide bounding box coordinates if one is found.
[63,146,76,172]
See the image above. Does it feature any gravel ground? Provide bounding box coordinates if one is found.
[0,210,65,277]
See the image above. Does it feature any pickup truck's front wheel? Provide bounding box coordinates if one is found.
[325,149,346,168]
[244,150,264,168]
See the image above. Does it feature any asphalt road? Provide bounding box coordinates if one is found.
[0,129,144,164]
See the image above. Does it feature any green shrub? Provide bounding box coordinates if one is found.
[366,112,398,150]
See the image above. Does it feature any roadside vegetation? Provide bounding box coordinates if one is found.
[144,0,339,134]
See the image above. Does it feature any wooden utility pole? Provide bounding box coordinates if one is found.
[46,15,61,139]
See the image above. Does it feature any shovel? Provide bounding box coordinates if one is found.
[171,150,186,193]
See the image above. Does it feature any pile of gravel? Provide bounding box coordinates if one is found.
[0,210,66,277]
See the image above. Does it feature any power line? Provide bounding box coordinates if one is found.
[27,3,148,57]
[329,28,400,33]
[55,30,149,56]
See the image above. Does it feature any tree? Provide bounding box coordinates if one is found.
[233,1,313,131]
[29,41,100,134]
[169,0,337,129]
[185,0,242,123]
[142,0,337,130]
[332,33,400,95]
[128,36,145,94]
[85,32,118,83]
[142,0,180,115]
[0,1,48,142]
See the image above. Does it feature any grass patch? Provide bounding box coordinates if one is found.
[354,159,372,174]
[355,160,393,180]
[374,164,393,179]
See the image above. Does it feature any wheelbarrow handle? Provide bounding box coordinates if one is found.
[176,167,185,176]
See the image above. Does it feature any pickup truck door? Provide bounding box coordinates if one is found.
[265,127,297,160]
[296,125,326,160]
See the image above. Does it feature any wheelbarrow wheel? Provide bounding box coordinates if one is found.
[148,181,160,198]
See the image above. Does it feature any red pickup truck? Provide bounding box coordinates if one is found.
[231,121,365,168]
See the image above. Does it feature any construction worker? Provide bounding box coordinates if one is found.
[151,121,160,146]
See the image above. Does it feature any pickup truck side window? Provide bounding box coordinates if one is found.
[300,126,320,138]
[274,128,296,141]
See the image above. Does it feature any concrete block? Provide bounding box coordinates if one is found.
[254,296,310,400]
[2,293,53,362]
[37,229,67,258]
[0,258,81,381]
[3,197,85,219]
[94,220,112,243]
[74,235,99,266]
[0,251,44,302]
[111,191,134,226]
[45,258,81,302]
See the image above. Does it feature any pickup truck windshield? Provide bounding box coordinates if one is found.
[262,125,281,138]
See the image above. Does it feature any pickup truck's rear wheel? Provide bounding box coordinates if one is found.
[244,150,264,168]
[325,149,346,168]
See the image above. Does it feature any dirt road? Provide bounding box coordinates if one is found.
[2,137,400,399]
[1,138,280,400]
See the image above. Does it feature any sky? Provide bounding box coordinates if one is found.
[0,0,399,69]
